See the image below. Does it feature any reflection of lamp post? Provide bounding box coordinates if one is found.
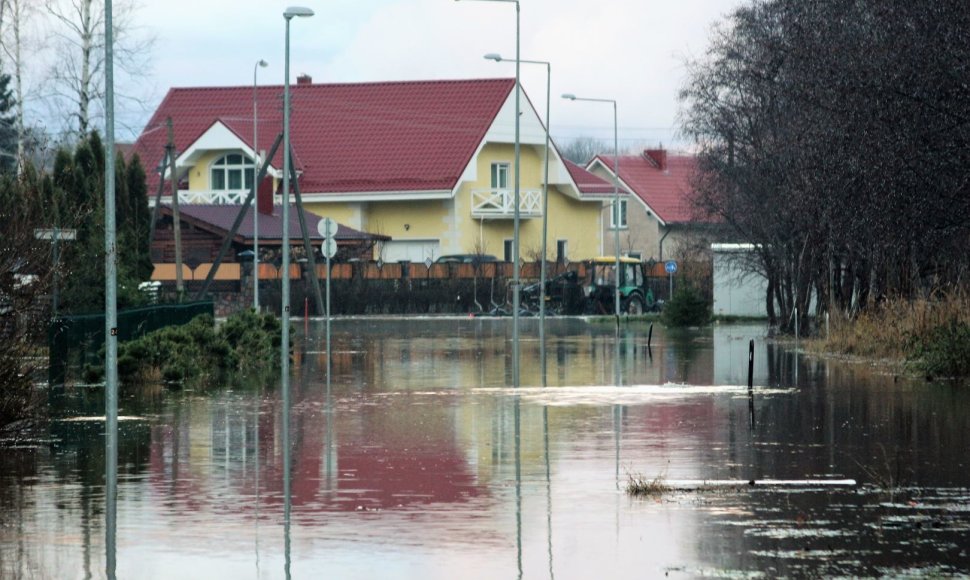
[456,0,521,386]
[562,93,621,317]
[253,58,268,311]
[484,52,552,328]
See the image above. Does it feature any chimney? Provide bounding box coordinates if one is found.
[644,148,667,171]
[296,74,312,85]
[257,174,274,215]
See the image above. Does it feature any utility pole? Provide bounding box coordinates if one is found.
[166,118,184,301]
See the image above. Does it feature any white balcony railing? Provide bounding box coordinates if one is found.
[471,188,542,219]
[179,190,248,204]
[148,190,248,207]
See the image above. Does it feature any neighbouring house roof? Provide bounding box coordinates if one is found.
[157,204,390,245]
[563,159,626,197]
[590,150,701,225]
[133,78,517,196]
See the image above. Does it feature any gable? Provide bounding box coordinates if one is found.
[172,121,281,181]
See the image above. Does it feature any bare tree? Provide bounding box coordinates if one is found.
[680,0,970,331]
[0,0,46,167]
[44,0,154,139]
[559,136,607,166]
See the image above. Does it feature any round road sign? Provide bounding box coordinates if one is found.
[317,217,338,240]
[321,238,337,259]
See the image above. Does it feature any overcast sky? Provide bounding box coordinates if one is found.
[127,0,743,150]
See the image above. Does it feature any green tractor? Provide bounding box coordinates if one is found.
[581,256,658,315]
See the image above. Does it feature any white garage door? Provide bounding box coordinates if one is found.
[382,240,441,263]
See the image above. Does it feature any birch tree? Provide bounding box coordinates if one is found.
[44,0,154,139]
[0,0,35,166]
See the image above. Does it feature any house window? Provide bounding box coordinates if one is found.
[503,239,513,262]
[610,198,628,229]
[556,240,568,264]
[211,153,256,191]
[491,162,510,190]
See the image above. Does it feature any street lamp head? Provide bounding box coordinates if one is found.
[284,6,314,19]
[257,59,268,68]
[484,53,503,62]
[562,93,576,100]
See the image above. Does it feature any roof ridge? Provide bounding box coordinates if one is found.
[168,77,516,93]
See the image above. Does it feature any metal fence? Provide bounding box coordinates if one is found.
[48,301,214,385]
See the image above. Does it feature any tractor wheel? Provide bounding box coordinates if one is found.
[623,295,645,315]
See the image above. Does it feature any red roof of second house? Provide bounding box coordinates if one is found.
[159,204,388,243]
[592,151,701,224]
[133,78,516,195]
[564,159,625,197]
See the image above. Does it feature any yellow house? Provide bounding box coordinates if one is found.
[133,77,619,266]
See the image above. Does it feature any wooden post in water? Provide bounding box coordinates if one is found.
[748,339,755,430]
[747,339,754,389]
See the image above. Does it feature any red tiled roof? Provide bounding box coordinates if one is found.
[159,204,389,243]
[134,78,516,196]
[564,159,624,196]
[592,152,700,224]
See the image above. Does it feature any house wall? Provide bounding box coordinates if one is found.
[186,150,224,191]
[297,142,602,264]
[366,199,453,260]
[174,136,603,263]
[588,165,661,260]
[185,149,275,195]
[453,143,602,261]
[588,165,695,262]
[310,203,363,232]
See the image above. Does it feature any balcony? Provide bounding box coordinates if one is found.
[470,188,542,219]
[148,190,248,207]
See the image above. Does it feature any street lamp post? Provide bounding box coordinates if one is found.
[484,53,551,329]
[456,0,521,386]
[253,58,268,311]
[281,7,313,531]
[562,93,621,318]
[281,5,313,379]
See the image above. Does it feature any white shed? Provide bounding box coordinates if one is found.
[712,243,768,317]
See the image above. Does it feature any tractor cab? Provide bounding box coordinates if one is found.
[582,256,656,315]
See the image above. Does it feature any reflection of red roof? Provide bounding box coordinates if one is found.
[592,151,700,224]
[133,79,516,196]
[564,159,624,197]
[148,399,484,515]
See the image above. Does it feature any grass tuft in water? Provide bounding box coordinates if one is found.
[626,472,671,497]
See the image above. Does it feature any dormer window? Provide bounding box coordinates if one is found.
[211,153,255,191]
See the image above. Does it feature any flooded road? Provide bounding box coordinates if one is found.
[2,319,969,578]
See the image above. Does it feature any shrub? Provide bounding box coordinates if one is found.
[662,286,710,327]
[814,290,970,378]
[907,320,970,381]
[84,310,282,387]
[219,309,282,374]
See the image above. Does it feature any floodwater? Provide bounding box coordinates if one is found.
[2,319,970,579]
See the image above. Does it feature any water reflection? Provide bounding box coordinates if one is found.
[2,320,969,578]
